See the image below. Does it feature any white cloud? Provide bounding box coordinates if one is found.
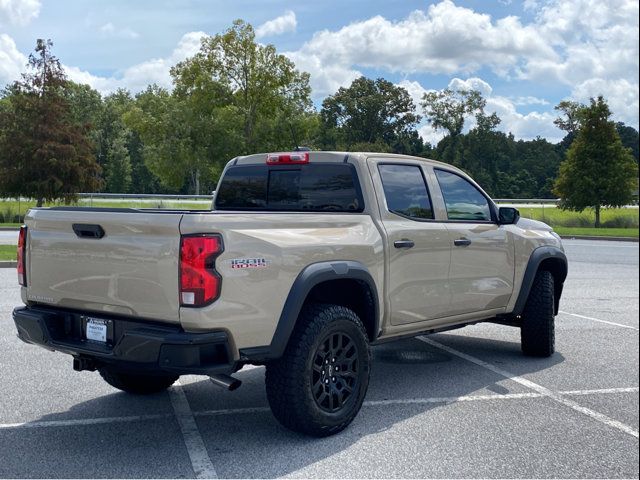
[397,79,432,108]
[255,10,297,38]
[403,77,564,143]
[287,0,557,98]
[486,95,563,142]
[0,33,26,86]
[509,96,550,106]
[448,77,493,97]
[64,31,205,94]
[286,50,362,98]
[0,0,40,26]
[99,22,140,40]
[284,0,637,132]
[418,124,446,147]
[520,0,638,128]
[571,78,639,128]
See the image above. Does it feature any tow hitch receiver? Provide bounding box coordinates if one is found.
[73,356,96,372]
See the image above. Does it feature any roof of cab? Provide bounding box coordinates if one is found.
[230,151,461,173]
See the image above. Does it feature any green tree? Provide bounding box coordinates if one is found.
[420,88,487,138]
[319,77,420,150]
[96,89,161,193]
[105,132,132,193]
[123,86,204,193]
[616,122,639,162]
[172,20,312,155]
[553,96,638,227]
[553,100,586,135]
[0,39,101,206]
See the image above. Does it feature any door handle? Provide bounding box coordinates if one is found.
[394,239,415,249]
[454,238,472,247]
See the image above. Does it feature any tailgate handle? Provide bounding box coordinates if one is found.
[72,224,105,239]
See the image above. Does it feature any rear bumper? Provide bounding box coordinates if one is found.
[13,306,237,376]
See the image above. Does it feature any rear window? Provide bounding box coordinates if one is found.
[214,164,364,212]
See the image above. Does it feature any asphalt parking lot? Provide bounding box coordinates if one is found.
[0,239,638,478]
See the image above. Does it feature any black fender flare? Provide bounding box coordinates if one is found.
[239,260,380,362]
[512,246,568,316]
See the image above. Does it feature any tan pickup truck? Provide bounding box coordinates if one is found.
[13,151,567,436]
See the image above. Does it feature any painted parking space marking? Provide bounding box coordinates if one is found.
[559,311,639,330]
[168,380,218,479]
[420,336,639,438]
[0,413,171,430]
[1,386,637,430]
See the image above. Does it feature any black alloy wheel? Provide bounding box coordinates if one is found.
[312,331,359,413]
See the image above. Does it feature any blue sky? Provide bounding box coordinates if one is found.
[1,0,638,144]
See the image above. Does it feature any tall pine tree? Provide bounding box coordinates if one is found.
[0,39,101,206]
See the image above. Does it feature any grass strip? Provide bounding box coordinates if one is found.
[0,245,16,261]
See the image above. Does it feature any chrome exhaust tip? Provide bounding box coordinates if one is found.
[209,374,242,391]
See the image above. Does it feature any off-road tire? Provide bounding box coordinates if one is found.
[265,303,371,437]
[98,367,178,394]
[520,270,555,357]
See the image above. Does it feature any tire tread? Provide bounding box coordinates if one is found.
[521,270,555,357]
[265,303,370,437]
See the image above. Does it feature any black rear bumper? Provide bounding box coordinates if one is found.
[13,306,237,376]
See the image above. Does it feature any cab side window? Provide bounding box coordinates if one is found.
[378,164,434,220]
[435,169,492,221]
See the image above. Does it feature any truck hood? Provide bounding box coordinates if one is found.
[516,217,553,232]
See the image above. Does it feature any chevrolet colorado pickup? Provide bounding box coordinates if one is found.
[13,151,567,436]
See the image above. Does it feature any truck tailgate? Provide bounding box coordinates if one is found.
[25,209,183,323]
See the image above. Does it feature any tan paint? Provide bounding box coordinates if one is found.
[22,151,563,359]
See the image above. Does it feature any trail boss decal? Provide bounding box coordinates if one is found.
[228,258,270,269]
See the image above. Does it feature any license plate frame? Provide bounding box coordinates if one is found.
[82,316,114,345]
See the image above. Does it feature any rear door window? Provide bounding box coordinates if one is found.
[215,164,364,212]
[378,164,434,220]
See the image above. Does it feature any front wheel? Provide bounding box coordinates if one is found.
[265,303,371,437]
[520,270,555,357]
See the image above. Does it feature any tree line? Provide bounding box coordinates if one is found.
[0,21,638,218]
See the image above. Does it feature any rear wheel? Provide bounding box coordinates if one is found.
[265,303,371,437]
[98,367,178,394]
[520,270,555,357]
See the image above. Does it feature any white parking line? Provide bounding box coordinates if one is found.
[0,413,171,429]
[0,386,637,431]
[559,311,639,330]
[168,381,218,479]
[419,337,639,438]
[563,387,639,396]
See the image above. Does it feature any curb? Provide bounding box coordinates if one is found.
[0,261,16,269]
[0,227,19,231]
[559,235,638,243]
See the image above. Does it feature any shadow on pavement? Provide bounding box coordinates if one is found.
[16,333,564,478]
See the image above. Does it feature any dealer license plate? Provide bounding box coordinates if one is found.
[85,318,108,343]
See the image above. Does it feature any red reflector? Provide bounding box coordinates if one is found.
[17,226,26,286]
[266,152,309,165]
[180,234,223,307]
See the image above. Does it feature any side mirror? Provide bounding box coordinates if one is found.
[498,207,520,225]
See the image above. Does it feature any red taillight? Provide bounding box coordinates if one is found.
[266,152,309,165]
[179,234,223,307]
[17,226,26,286]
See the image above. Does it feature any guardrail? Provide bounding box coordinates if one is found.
[78,193,215,200]
[493,199,560,204]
